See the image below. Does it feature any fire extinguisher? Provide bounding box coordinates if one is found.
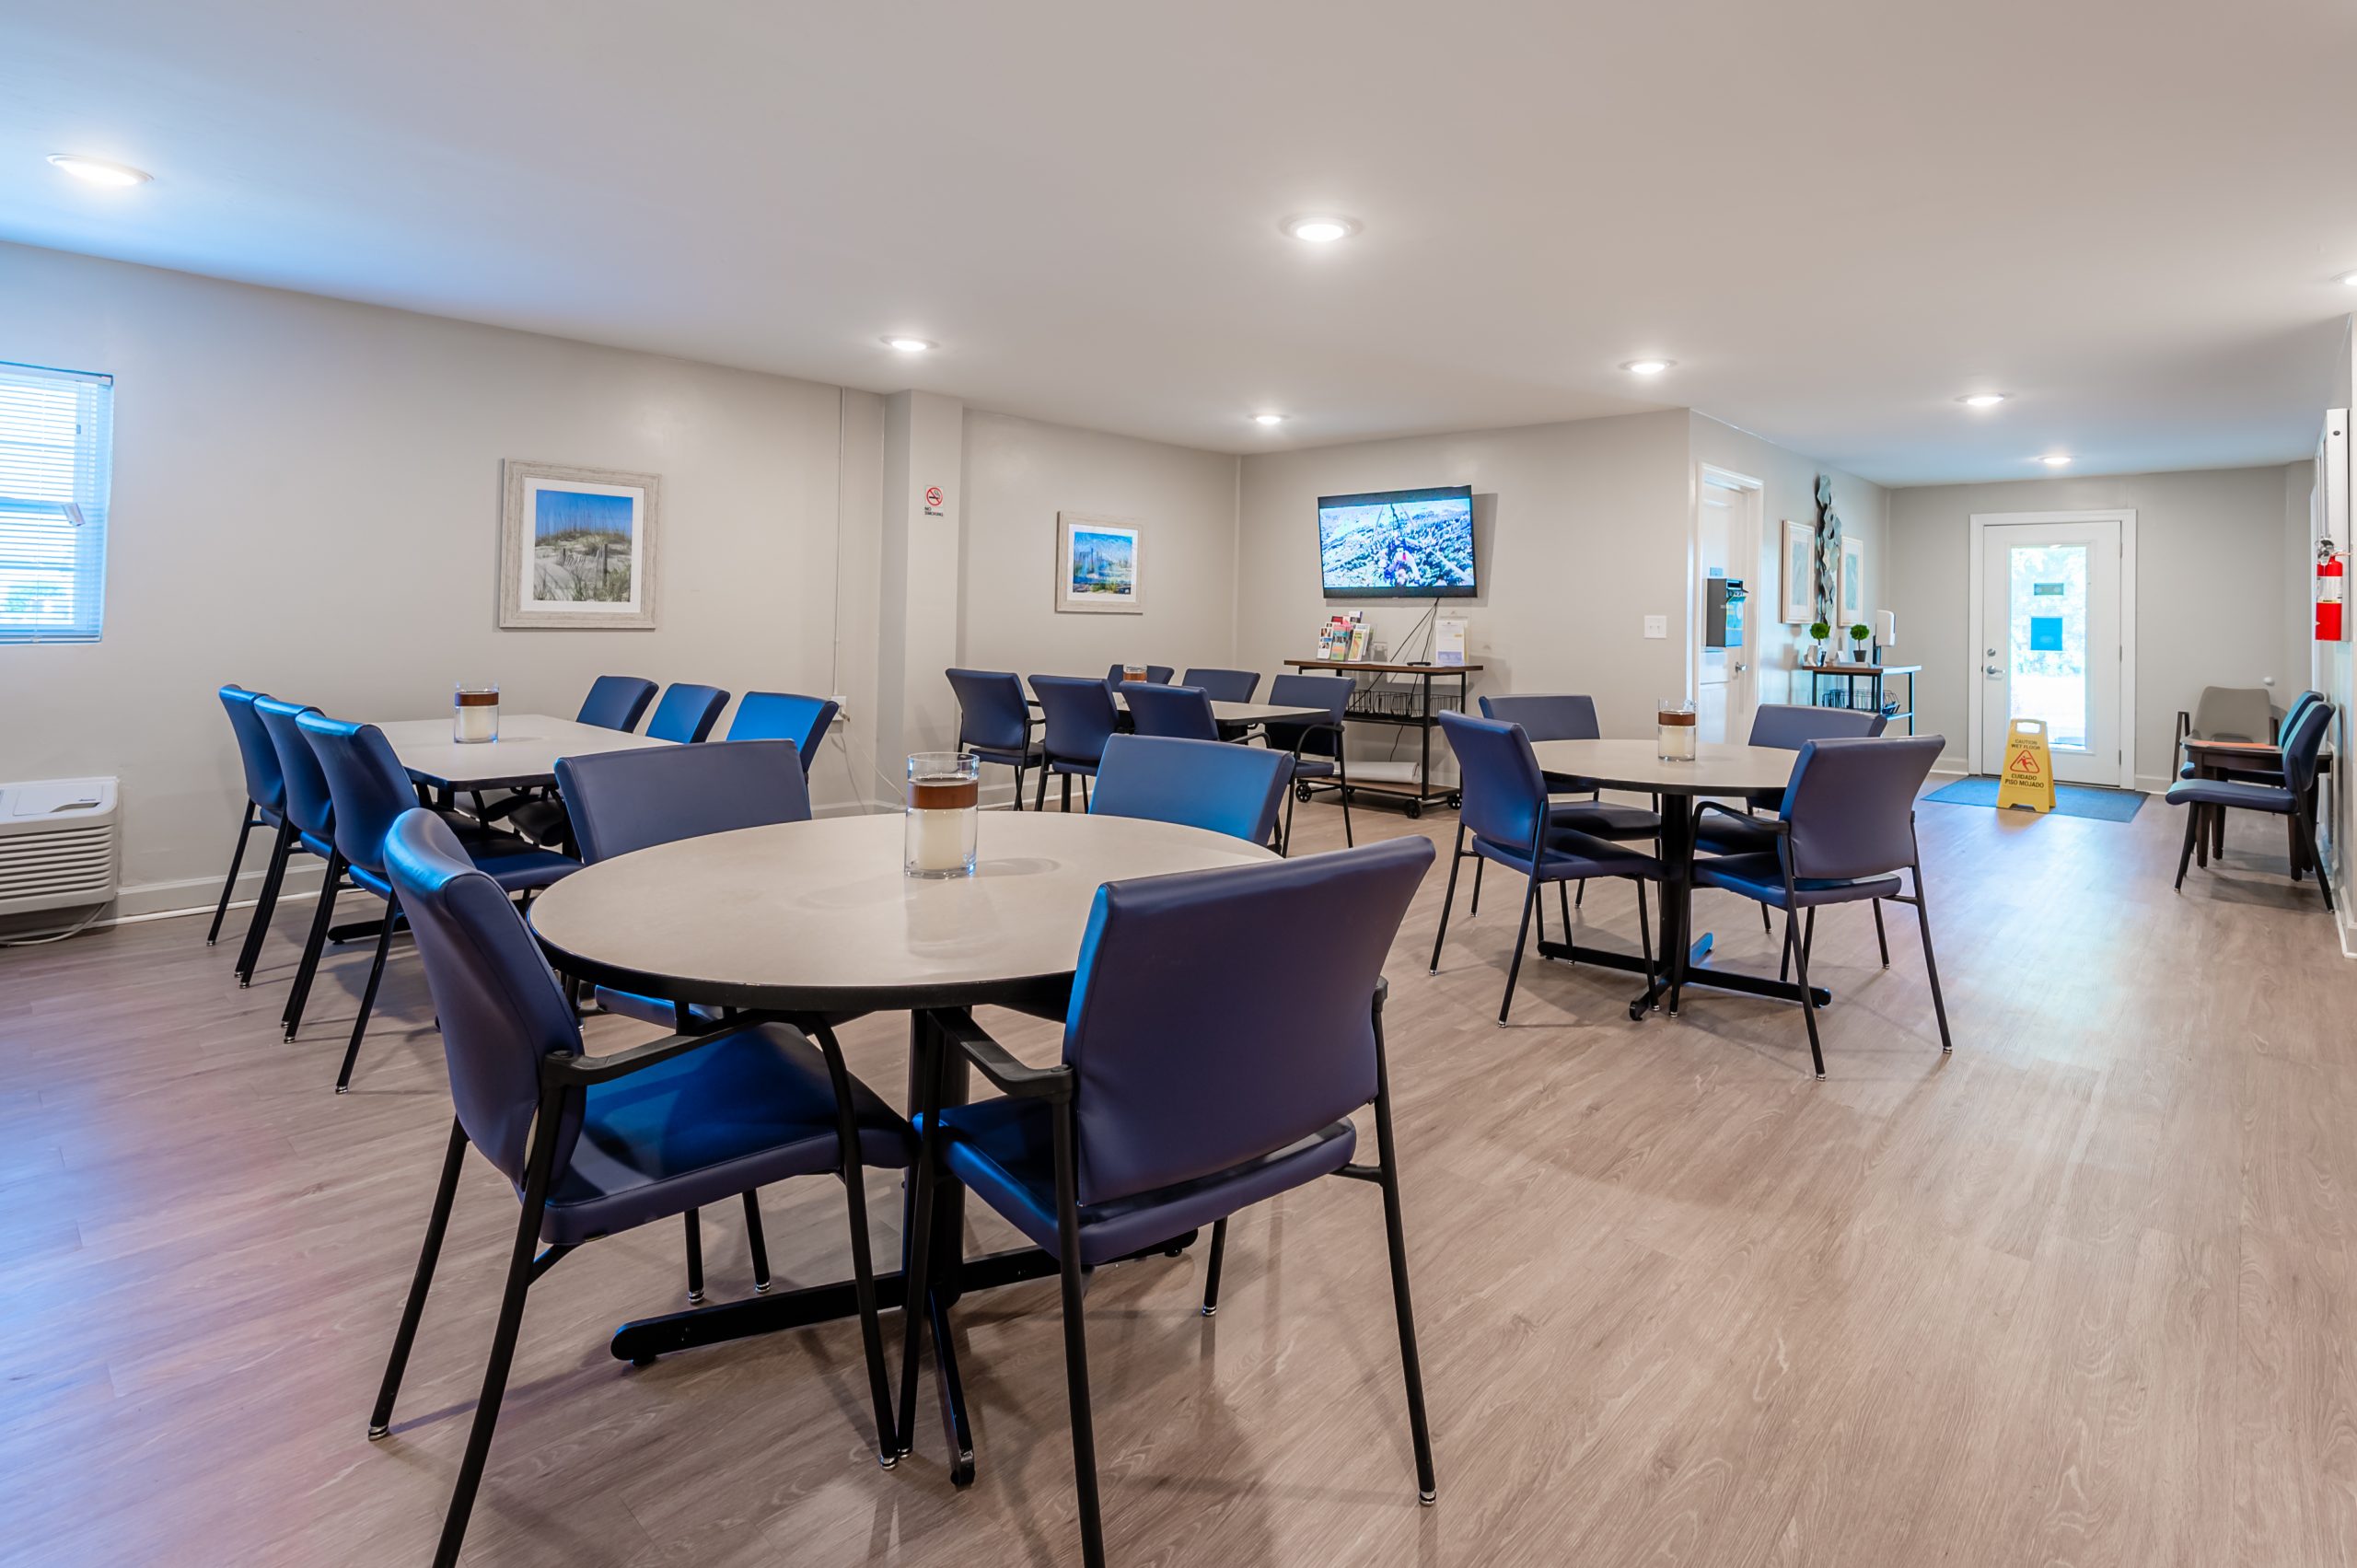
[2319,539,2345,642]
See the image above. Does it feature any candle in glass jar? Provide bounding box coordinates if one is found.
[1655,700,1696,762]
[454,684,500,744]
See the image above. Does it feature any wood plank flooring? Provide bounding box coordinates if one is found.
[2,789,2352,1566]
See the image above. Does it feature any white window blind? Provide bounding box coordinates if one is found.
[0,362,113,644]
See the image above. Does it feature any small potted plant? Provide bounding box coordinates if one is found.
[1849,622,1871,662]
[1807,619,1831,665]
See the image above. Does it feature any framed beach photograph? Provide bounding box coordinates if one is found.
[1837,532,1865,626]
[1780,518,1814,623]
[499,460,660,629]
[1054,512,1144,614]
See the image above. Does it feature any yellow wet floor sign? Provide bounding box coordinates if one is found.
[1996,718,2056,813]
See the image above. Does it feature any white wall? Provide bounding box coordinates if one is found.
[1687,414,1889,712]
[1233,411,1693,753]
[1886,462,2308,787]
[959,410,1241,686]
[0,241,873,915]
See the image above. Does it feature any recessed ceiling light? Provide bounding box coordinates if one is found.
[2039,454,2073,467]
[1958,392,2008,408]
[881,336,935,354]
[1251,412,1287,426]
[47,154,150,188]
[1282,215,1360,244]
[1621,359,1673,376]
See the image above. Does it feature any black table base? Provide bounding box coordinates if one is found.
[1533,797,1830,1020]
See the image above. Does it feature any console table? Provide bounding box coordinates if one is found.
[1281,657,1482,818]
[1799,662,1920,734]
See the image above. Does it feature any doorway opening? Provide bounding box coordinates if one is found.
[1693,464,1764,745]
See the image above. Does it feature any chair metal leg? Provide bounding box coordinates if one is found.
[1786,909,1827,1078]
[2287,811,2303,882]
[1558,879,1573,936]
[1635,881,1655,988]
[809,1022,900,1467]
[282,854,345,1040]
[235,821,297,986]
[1370,996,1437,1504]
[2174,804,2201,889]
[430,1096,563,1568]
[1281,783,1298,857]
[1337,751,1353,847]
[743,1191,772,1293]
[2296,813,2335,912]
[1872,900,1890,967]
[1079,772,1090,812]
[1201,1216,1227,1316]
[1035,763,1051,812]
[1498,873,1541,1026]
[1012,763,1026,811]
[1759,900,1772,934]
[1427,831,1466,973]
[208,806,258,946]
[1910,866,1954,1052]
[1061,773,1074,813]
[334,892,398,1094]
[369,1120,469,1439]
[683,1209,705,1304]
[1803,906,1817,968]
[2194,802,2211,868]
[1575,879,1585,910]
[1469,855,1484,915]
[1051,1107,1108,1568]
[896,1022,947,1461]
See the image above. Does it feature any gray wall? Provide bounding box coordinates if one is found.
[0,241,860,912]
[1233,411,1693,751]
[960,410,1241,693]
[1886,462,2309,786]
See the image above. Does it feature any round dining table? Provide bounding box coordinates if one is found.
[1524,738,1826,1019]
[528,809,1274,1469]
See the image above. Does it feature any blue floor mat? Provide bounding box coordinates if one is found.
[1922,776,2146,820]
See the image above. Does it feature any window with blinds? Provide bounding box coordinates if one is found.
[0,362,113,644]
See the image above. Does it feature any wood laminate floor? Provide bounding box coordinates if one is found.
[2,789,2352,1566]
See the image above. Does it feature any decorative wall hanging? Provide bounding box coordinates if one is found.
[1813,473,1842,621]
[1054,512,1145,614]
[499,460,659,629]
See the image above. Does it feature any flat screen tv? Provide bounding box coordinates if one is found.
[1318,485,1477,598]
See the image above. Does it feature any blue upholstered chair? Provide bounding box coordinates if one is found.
[297,713,576,1092]
[1103,662,1174,689]
[645,682,731,744]
[1474,692,1662,920]
[1698,705,1891,937]
[1431,710,1663,1025]
[895,837,1437,1567]
[1090,734,1294,846]
[2166,697,2336,909]
[247,696,340,994]
[211,686,288,953]
[557,739,813,1034]
[726,691,839,775]
[1691,734,1950,1076]
[1263,672,1354,853]
[369,810,909,1568]
[1181,667,1260,703]
[946,668,1043,807]
[1122,682,1223,742]
[577,674,658,732]
[1032,675,1120,811]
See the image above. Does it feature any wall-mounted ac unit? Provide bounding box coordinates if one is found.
[0,778,119,916]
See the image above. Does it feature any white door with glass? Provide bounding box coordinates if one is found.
[1974,514,2131,787]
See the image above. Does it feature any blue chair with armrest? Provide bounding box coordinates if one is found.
[1089,734,1294,847]
[1181,668,1260,703]
[946,668,1042,807]
[1430,710,1662,1024]
[578,674,658,732]
[1691,734,1951,1076]
[2166,697,2335,908]
[298,712,576,1092]
[894,836,1438,1568]
[1263,672,1355,853]
[1122,682,1223,742]
[726,691,839,775]
[556,738,828,1302]
[1475,692,1662,920]
[368,809,909,1568]
[1032,675,1120,812]
[645,682,731,743]
[211,685,288,954]
[1699,703,1888,935]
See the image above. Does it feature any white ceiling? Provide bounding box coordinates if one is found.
[4,0,2354,484]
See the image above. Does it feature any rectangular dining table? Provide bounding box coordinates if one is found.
[372,713,674,795]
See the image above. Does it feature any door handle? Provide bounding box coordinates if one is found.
[1983,665,2003,678]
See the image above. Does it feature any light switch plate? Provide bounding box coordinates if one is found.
[1643,614,1667,639]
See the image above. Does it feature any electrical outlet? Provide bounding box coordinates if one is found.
[1643,614,1667,639]
[829,694,850,726]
